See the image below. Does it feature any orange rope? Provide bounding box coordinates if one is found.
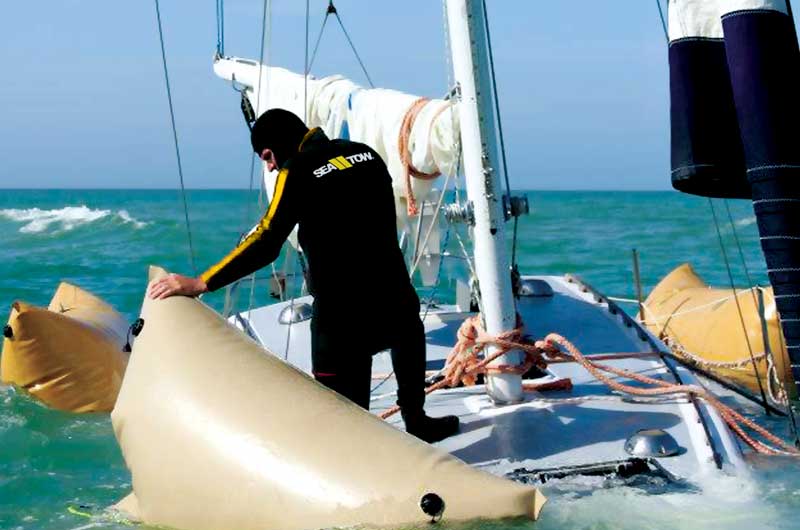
[380,315,545,419]
[398,98,449,216]
[380,315,800,456]
[538,334,799,456]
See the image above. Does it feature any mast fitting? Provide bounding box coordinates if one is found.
[504,195,529,221]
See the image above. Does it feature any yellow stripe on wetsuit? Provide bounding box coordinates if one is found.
[329,156,352,170]
[200,168,290,286]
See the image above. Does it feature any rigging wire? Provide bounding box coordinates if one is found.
[709,198,772,415]
[242,0,271,234]
[308,2,375,88]
[480,0,512,200]
[410,172,454,276]
[719,202,785,412]
[331,8,375,88]
[655,0,669,43]
[724,200,761,312]
[279,0,315,360]
[153,0,197,274]
[480,0,517,270]
[231,0,272,320]
[215,0,226,56]
[308,10,331,71]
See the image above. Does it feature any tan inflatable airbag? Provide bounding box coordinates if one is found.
[643,263,793,398]
[111,267,544,530]
[1,282,129,412]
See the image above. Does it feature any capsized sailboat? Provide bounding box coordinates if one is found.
[212,0,761,489]
[113,0,800,528]
[1,282,129,412]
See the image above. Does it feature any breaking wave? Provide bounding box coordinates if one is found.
[0,205,148,234]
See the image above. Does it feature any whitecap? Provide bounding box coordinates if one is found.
[735,216,757,228]
[118,209,148,229]
[0,206,148,234]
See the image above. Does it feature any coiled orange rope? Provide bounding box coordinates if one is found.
[380,315,544,419]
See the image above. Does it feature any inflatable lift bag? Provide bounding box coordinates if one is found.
[111,267,545,530]
[643,263,793,398]
[1,282,129,413]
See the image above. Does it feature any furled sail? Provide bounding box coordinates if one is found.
[213,58,460,227]
[668,0,749,198]
[720,0,800,391]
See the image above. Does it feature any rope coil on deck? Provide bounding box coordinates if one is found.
[379,315,551,420]
[383,314,799,456]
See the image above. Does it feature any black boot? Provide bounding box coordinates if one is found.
[402,410,460,443]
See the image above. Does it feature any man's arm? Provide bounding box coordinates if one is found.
[148,167,299,299]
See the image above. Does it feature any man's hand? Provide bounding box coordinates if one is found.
[147,274,208,300]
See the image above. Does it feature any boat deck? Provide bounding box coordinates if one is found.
[231,274,745,485]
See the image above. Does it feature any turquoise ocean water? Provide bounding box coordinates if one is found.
[2,189,800,529]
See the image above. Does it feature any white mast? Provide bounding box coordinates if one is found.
[446,0,522,403]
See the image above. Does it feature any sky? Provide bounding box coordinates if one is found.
[0,1,794,190]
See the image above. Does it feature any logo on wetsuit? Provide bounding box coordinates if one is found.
[312,152,374,177]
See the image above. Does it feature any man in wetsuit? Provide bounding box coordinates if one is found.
[148,108,459,444]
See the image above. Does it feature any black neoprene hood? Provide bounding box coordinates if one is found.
[250,108,309,169]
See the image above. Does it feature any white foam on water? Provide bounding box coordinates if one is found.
[117,209,147,229]
[0,206,148,233]
[542,470,784,530]
[736,216,757,228]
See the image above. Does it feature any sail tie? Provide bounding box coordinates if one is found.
[399,98,450,216]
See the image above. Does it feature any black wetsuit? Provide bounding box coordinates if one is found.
[201,128,425,411]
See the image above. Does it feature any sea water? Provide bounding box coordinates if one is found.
[1,189,800,530]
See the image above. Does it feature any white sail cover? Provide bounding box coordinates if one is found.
[669,0,788,40]
[214,58,460,232]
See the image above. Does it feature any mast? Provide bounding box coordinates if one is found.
[445,0,522,403]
